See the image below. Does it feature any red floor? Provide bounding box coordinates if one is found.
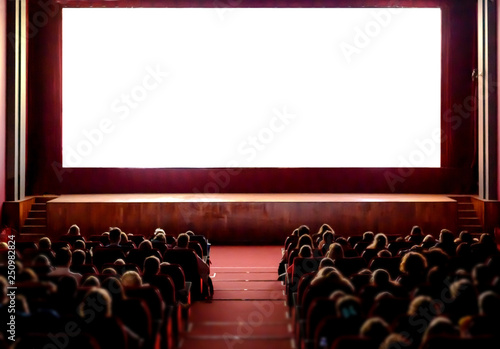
[179,246,295,349]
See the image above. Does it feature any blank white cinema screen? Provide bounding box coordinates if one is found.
[62,7,442,168]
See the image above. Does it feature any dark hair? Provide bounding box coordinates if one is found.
[360,317,390,344]
[439,229,454,243]
[299,245,312,258]
[143,255,160,275]
[362,231,374,242]
[410,225,422,235]
[478,291,500,316]
[298,225,310,237]
[67,224,80,235]
[109,227,122,244]
[39,237,52,249]
[177,233,190,248]
[400,252,427,274]
[54,247,72,267]
[74,240,86,250]
[71,249,86,266]
[138,240,152,250]
[296,234,313,250]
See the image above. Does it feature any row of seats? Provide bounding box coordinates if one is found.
[280,225,500,349]
[0,229,212,349]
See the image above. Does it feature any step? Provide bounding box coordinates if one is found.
[457,202,474,210]
[28,210,47,218]
[457,225,483,233]
[450,196,473,203]
[458,217,481,224]
[31,203,47,211]
[24,217,47,225]
[34,196,58,203]
[21,225,47,236]
[458,210,478,218]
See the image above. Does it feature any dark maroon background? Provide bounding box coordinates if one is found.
[26,0,478,195]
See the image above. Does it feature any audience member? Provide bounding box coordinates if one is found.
[397,251,427,292]
[175,233,210,286]
[122,271,143,288]
[66,224,81,236]
[108,227,123,247]
[47,247,82,283]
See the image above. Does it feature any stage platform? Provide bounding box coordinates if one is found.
[45,194,458,244]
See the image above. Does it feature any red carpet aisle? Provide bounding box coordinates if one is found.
[179,246,295,349]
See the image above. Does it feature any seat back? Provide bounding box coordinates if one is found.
[305,297,337,341]
[388,241,414,255]
[190,235,209,256]
[421,335,500,349]
[126,249,162,270]
[125,286,165,324]
[151,241,168,255]
[59,235,86,246]
[88,234,110,246]
[128,234,145,246]
[92,247,125,271]
[149,274,176,305]
[163,249,203,300]
[188,241,203,259]
[332,336,379,349]
[334,257,367,277]
[160,263,186,292]
[353,241,370,254]
[15,241,37,253]
[369,256,402,279]
[101,262,140,275]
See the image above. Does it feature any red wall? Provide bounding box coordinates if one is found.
[0,0,6,212]
[25,0,478,195]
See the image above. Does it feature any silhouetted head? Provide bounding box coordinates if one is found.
[54,248,73,267]
[360,317,390,344]
[400,252,427,275]
[79,288,112,320]
[299,245,312,258]
[38,237,52,250]
[177,233,190,248]
[109,227,122,244]
[410,225,422,235]
[362,231,374,242]
[71,249,86,266]
[122,271,142,287]
[67,224,81,236]
[143,255,161,276]
[298,225,310,237]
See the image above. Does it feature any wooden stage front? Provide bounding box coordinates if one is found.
[46,194,458,244]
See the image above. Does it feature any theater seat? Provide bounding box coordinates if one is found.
[331,336,378,349]
[160,263,188,302]
[125,249,162,269]
[15,332,101,349]
[369,256,402,279]
[420,335,500,349]
[190,235,210,257]
[58,235,85,246]
[125,286,165,338]
[163,249,205,301]
[92,247,126,271]
[113,298,153,348]
[334,257,366,277]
